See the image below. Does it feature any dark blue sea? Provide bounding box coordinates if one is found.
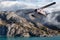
[0,36,60,40]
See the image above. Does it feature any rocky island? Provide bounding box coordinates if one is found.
[0,10,60,37]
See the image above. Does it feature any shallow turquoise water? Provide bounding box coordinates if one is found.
[0,36,60,40]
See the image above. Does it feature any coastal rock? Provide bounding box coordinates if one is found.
[22,33,30,37]
[0,11,60,37]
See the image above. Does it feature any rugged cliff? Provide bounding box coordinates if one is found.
[0,11,60,37]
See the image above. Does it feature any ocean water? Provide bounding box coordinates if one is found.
[0,36,60,40]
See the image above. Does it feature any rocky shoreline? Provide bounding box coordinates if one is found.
[0,11,60,37]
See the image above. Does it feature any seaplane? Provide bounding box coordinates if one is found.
[34,2,56,16]
[26,2,56,17]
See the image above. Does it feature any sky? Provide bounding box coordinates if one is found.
[0,0,60,11]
